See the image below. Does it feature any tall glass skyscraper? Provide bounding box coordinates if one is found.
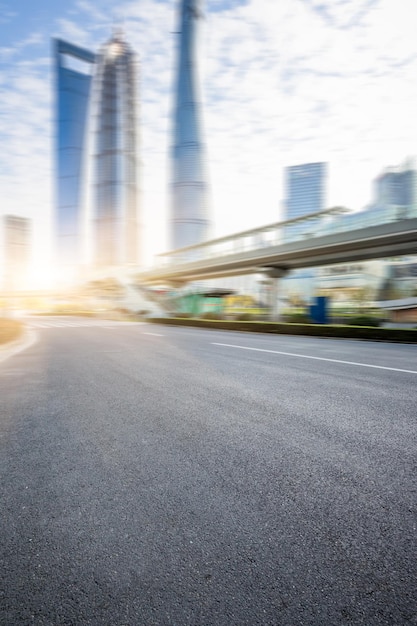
[282,162,327,300]
[1,215,31,291]
[54,32,140,277]
[285,162,326,221]
[54,39,95,270]
[170,0,211,251]
[374,159,417,219]
[89,30,140,267]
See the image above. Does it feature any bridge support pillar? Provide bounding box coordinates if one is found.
[263,268,288,321]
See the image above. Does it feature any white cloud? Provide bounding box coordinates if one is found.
[56,18,91,45]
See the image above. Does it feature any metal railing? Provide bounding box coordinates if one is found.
[153,204,416,269]
[156,207,349,266]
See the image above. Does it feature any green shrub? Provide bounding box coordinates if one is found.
[283,312,312,324]
[200,312,223,320]
[234,312,269,321]
[150,317,417,343]
[348,316,380,327]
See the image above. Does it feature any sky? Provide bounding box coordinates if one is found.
[1,0,417,285]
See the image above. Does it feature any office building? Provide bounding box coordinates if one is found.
[282,162,327,297]
[54,39,95,272]
[1,215,31,291]
[373,158,417,220]
[170,0,211,251]
[284,162,326,222]
[89,30,140,267]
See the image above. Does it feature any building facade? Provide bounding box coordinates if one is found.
[54,33,140,279]
[284,162,326,222]
[170,0,211,251]
[373,158,417,220]
[282,162,327,296]
[89,30,140,267]
[54,39,95,274]
[1,215,31,291]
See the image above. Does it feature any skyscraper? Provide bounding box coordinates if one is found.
[282,162,327,300]
[89,30,140,267]
[374,159,417,219]
[54,39,95,271]
[170,0,211,251]
[54,32,140,277]
[1,215,31,291]
[284,162,326,222]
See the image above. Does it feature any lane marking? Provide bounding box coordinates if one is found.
[212,342,417,375]
[143,332,164,337]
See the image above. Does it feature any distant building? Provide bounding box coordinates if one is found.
[89,30,140,267]
[374,158,417,219]
[170,0,211,251]
[282,162,327,296]
[1,215,31,291]
[378,297,417,326]
[284,162,326,222]
[54,39,95,274]
[53,32,141,280]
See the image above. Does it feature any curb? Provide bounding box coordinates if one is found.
[149,317,417,343]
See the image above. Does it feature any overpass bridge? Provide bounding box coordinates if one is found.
[136,209,417,317]
[138,212,417,284]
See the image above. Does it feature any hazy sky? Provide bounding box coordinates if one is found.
[1,0,417,281]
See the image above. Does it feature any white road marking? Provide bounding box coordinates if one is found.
[143,332,164,337]
[212,342,417,375]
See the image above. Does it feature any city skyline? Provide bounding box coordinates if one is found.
[1,0,417,287]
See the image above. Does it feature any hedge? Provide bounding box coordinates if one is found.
[149,317,417,343]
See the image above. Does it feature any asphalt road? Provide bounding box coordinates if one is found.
[1,317,416,625]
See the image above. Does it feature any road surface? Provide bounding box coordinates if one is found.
[1,317,416,625]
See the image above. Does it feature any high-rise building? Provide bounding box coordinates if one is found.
[1,215,31,291]
[284,162,326,222]
[53,32,140,277]
[170,0,211,251]
[373,158,417,219]
[282,162,327,299]
[89,30,140,267]
[54,39,95,271]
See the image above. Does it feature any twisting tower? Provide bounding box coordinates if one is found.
[170,0,211,251]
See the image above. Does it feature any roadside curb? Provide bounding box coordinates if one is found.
[149,317,417,343]
[0,328,38,363]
